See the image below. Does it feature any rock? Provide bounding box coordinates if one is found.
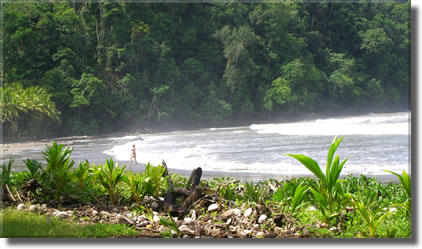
[125,213,133,219]
[137,221,149,227]
[242,229,251,236]
[255,232,265,238]
[153,215,160,223]
[303,227,310,236]
[244,208,252,218]
[91,210,98,216]
[53,211,69,218]
[182,234,190,238]
[226,218,232,225]
[100,211,110,218]
[123,206,128,211]
[151,202,160,211]
[146,224,153,229]
[258,214,267,224]
[17,203,26,210]
[208,203,219,212]
[179,225,195,234]
[219,208,241,220]
[183,217,194,225]
[136,216,145,223]
[29,204,39,212]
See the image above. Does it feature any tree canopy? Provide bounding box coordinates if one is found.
[2,1,410,139]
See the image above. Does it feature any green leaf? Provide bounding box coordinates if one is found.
[286,154,326,183]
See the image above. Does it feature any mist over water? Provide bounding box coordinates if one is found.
[104,112,410,177]
[2,112,410,180]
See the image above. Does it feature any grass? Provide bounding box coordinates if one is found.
[0,208,139,238]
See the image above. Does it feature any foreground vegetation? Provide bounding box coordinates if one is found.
[2,1,410,139]
[1,137,411,238]
[0,208,138,238]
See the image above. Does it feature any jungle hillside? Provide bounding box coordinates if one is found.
[1,1,410,139]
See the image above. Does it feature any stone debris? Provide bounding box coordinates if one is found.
[9,190,310,238]
[29,204,39,211]
[207,203,219,212]
[53,210,69,218]
[17,203,26,210]
[244,208,252,218]
[258,214,267,224]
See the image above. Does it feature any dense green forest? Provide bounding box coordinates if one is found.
[1,0,410,139]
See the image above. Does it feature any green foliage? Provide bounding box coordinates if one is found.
[23,159,42,180]
[354,199,392,238]
[2,2,410,139]
[42,142,75,195]
[242,181,266,203]
[1,83,60,137]
[123,171,146,204]
[286,136,351,222]
[1,158,15,185]
[143,162,166,197]
[73,160,90,190]
[1,208,139,238]
[385,170,411,215]
[272,180,309,216]
[94,158,126,206]
[159,212,179,237]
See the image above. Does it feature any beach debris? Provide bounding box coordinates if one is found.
[207,203,219,212]
[53,210,69,218]
[244,208,253,218]
[258,214,267,224]
[29,204,39,212]
[17,203,26,210]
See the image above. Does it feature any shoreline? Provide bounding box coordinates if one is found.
[1,139,402,184]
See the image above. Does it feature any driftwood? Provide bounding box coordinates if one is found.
[2,184,16,203]
[162,167,204,217]
[186,167,202,190]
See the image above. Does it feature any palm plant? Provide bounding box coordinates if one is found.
[73,160,90,189]
[1,158,15,185]
[41,142,75,195]
[124,171,145,204]
[23,159,42,180]
[95,158,126,206]
[385,170,411,216]
[1,84,60,137]
[272,181,309,216]
[143,162,166,196]
[286,136,351,222]
[354,199,392,238]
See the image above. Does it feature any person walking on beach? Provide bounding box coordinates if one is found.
[130,144,137,168]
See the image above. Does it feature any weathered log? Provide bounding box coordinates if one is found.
[186,167,202,190]
[181,186,203,210]
[161,167,204,217]
[161,159,169,177]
